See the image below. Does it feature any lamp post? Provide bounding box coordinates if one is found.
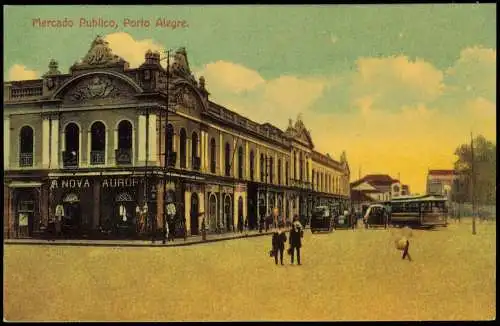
[160,49,174,244]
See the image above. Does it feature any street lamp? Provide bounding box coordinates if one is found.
[160,49,174,244]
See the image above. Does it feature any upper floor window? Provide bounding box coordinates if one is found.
[192,132,199,171]
[225,142,231,177]
[249,150,255,181]
[116,120,132,165]
[64,123,80,168]
[90,121,106,165]
[210,138,216,173]
[278,159,282,184]
[179,128,187,168]
[238,146,243,179]
[260,154,265,182]
[19,126,34,167]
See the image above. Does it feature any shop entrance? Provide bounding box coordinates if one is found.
[16,191,36,238]
[190,193,199,235]
[63,193,82,238]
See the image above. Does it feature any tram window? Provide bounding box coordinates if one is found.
[18,200,34,212]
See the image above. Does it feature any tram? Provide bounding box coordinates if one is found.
[389,195,449,228]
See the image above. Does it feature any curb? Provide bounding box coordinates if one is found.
[4,231,273,248]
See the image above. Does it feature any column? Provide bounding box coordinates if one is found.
[42,118,50,168]
[243,192,248,226]
[245,141,249,180]
[185,190,191,235]
[86,129,91,166]
[60,129,65,167]
[233,194,238,230]
[205,133,209,171]
[219,134,223,175]
[138,115,147,163]
[199,191,205,232]
[256,148,260,181]
[274,153,278,184]
[50,119,59,169]
[148,114,157,163]
[79,130,83,167]
[200,132,205,171]
[4,117,10,168]
[233,138,237,177]
[105,129,109,166]
[174,133,180,169]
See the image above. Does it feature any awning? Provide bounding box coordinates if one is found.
[8,182,43,188]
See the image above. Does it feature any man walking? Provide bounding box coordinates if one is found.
[289,215,304,265]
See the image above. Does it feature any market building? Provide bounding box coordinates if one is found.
[3,36,351,239]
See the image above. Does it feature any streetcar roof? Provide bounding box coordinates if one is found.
[391,194,447,203]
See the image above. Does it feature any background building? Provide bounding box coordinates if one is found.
[426,169,456,199]
[350,174,401,212]
[3,36,351,239]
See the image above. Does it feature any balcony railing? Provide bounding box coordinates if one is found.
[90,150,106,165]
[63,151,79,168]
[115,148,132,165]
[19,152,33,167]
[192,156,201,171]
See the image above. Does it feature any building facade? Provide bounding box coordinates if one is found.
[3,36,350,239]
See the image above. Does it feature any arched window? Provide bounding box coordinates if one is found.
[64,123,79,167]
[249,150,255,181]
[238,146,243,179]
[179,128,187,168]
[19,126,34,167]
[278,159,282,185]
[285,161,289,185]
[116,120,132,165]
[225,142,231,177]
[192,132,199,170]
[210,138,216,173]
[260,154,265,182]
[90,121,106,165]
[269,157,274,184]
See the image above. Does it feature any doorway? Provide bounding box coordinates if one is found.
[224,195,232,232]
[63,193,82,238]
[238,196,244,230]
[190,193,199,235]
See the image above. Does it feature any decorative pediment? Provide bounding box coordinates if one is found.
[286,114,314,148]
[172,83,205,113]
[71,35,128,71]
[55,72,141,104]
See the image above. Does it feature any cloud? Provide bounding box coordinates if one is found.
[351,56,445,111]
[104,32,166,68]
[7,64,39,81]
[195,61,265,94]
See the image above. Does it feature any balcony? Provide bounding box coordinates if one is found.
[19,152,33,167]
[115,148,132,165]
[63,151,79,168]
[192,156,201,171]
[167,152,177,168]
[90,150,105,165]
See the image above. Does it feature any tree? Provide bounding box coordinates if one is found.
[453,135,496,206]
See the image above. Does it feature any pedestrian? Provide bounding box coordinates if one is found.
[272,224,287,266]
[289,215,304,265]
[393,226,412,262]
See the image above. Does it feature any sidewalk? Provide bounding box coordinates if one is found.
[4,230,274,248]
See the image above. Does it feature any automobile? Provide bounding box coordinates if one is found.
[363,204,389,229]
[310,205,335,233]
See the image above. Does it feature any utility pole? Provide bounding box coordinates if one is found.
[161,49,172,244]
[471,132,476,235]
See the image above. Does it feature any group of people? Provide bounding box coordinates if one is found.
[270,215,304,266]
